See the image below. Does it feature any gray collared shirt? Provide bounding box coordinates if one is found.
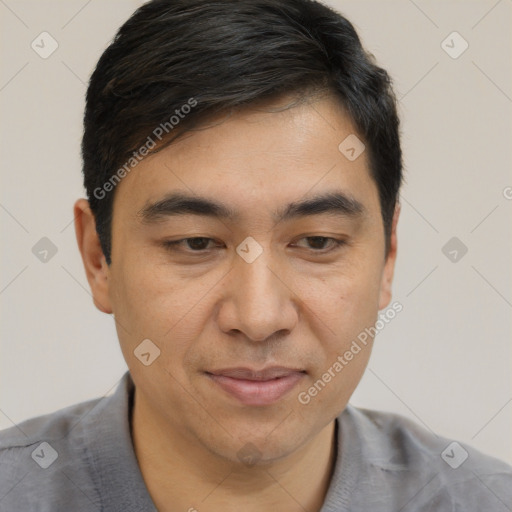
[1,371,511,511]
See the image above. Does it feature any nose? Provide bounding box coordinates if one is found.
[216,248,299,342]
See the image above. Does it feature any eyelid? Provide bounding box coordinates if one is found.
[161,235,347,255]
[161,237,220,252]
[292,236,347,252]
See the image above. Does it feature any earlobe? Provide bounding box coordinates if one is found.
[74,199,113,314]
[378,203,400,310]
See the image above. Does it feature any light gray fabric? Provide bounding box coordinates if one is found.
[0,372,156,512]
[322,405,512,511]
[1,371,511,511]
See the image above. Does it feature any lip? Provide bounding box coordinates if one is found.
[206,367,306,406]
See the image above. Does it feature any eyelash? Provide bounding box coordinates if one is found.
[161,236,347,255]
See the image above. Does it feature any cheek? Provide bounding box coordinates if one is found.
[292,266,381,416]
[110,256,222,361]
[111,262,169,333]
[296,254,384,340]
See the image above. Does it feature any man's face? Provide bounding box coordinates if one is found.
[93,94,397,464]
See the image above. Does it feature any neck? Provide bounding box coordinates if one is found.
[131,389,338,512]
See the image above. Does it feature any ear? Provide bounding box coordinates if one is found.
[378,203,400,310]
[74,199,113,314]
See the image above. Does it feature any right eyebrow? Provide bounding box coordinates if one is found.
[138,192,237,223]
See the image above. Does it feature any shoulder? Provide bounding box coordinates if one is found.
[339,405,512,511]
[0,396,105,510]
[0,395,103,450]
[0,373,157,512]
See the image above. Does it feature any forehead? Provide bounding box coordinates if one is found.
[112,94,380,223]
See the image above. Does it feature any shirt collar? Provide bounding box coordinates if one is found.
[85,371,360,512]
[82,371,157,512]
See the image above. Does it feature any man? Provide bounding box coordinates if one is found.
[1,0,511,510]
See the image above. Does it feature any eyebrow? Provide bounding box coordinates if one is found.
[138,190,365,224]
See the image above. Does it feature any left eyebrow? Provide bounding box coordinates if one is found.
[277,191,365,222]
[137,190,366,224]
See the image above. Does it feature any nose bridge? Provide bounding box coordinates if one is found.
[222,243,296,341]
[238,250,279,301]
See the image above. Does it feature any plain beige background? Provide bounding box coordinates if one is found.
[1,0,511,465]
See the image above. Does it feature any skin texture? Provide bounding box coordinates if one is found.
[74,93,399,512]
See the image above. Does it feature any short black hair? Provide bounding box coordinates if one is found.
[82,0,402,264]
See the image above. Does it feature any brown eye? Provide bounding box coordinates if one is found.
[295,237,346,252]
[183,237,213,250]
[163,237,218,253]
